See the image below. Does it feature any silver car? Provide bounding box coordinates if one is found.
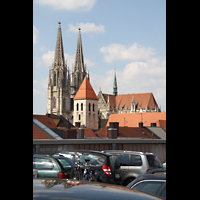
[102,150,162,186]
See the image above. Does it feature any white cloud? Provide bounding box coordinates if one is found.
[90,56,166,106]
[35,50,95,68]
[100,43,156,63]
[33,25,39,45]
[67,22,105,34]
[34,0,97,11]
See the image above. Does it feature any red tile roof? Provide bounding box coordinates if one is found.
[115,93,158,110]
[106,112,166,127]
[95,126,158,139]
[101,92,158,110]
[156,120,166,132]
[71,127,98,138]
[74,77,98,100]
[33,115,57,129]
[33,125,51,139]
[102,94,116,109]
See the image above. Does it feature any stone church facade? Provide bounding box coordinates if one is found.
[46,21,88,121]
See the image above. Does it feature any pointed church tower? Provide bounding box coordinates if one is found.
[71,27,88,98]
[47,21,71,119]
[73,77,98,130]
[113,69,118,97]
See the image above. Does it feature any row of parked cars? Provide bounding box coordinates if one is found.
[33,150,166,199]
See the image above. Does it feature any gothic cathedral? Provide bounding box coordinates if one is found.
[47,21,88,120]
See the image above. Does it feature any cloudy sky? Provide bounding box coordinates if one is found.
[33,0,166,114]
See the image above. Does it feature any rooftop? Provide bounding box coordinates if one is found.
[74,77,98,100]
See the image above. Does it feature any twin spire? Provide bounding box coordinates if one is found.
[54,20,65,68]
[53,21,117,97]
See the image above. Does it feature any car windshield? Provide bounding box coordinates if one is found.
[146,155,162,168]
[57,158,75,169]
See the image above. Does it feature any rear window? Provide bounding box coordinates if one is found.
[57,158,75,169]
[146,155,162,168]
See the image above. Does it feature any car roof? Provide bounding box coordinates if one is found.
[55,150,113,157]
[102,150,154,155]
[33,179,161,200]
[127,174,166,189]
[33,154,52,159]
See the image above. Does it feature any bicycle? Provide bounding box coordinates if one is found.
[82,159,97,181]
[72,153,82,180]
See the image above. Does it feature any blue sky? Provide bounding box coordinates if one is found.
[33,0,166,114]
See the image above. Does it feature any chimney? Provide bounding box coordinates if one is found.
[64,129,77,139]
[108,128,117,139]
[109,122,119,136]
[78,128,84,139]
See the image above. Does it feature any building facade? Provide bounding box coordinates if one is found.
[47,21,89,120]
[46,21,71,119]
[73,77,98,130]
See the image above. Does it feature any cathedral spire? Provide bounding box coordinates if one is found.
[113,68,118,97]
[54,20,65,68]
[71,27,87,98]
[74,27,85,72]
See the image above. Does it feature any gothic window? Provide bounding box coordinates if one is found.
[81,103,83,111]
[63,71,66,87]
[53,73,56,86]
[93,104,95,112]
[79,114,81,120]
[77,103,79,111]
[57,71,59,85]
[89,103,91,112]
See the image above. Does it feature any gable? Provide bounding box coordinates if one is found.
[74,77,98,100]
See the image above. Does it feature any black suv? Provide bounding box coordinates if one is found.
[53,150,121,184]
[102,150,162,186]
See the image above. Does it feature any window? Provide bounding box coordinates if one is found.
[33,158,54,170]
[129,155,142,166]
[81,103,83,111]
[53,73,56,86]
[89,103,91,111]
[133,181,164,196]
[93,104,95,112]
[77,103,79,111]
[122,154,129,166]
[160,187,166,199]
[57,158,75,169]
[79,114,81,120]
[146,155,162,168]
